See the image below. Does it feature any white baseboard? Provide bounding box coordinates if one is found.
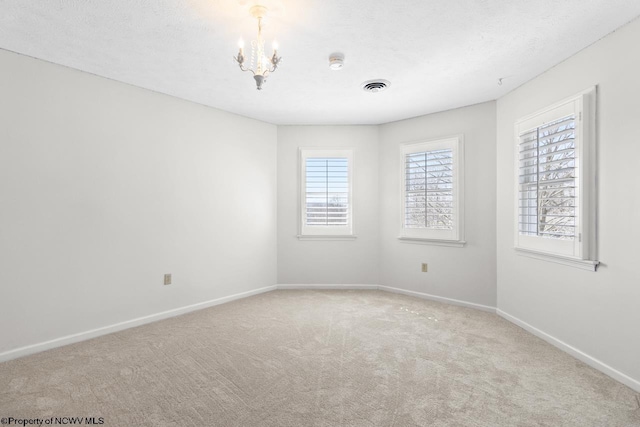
[12,284,635,395]
[276,284,378,290]
[0,285,277,363]
[378,285,497,313]
[1,283,489,363]
[497,309,640,393]
[276,284,495,314]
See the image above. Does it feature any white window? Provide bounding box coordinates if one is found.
[399,136,465,246]
[299,148,354,239]
[515,87,598,270]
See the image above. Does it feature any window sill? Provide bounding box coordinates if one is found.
[515,248,599,271]
[297,235,357,241]
[398,237,466,248]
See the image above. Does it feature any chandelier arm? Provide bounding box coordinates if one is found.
[234,57,257,75]
[269,53,282,72]
[272,58,282,71]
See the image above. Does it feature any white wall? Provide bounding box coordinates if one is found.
[496,18,640,387]
[379,102,497,308]
[0,49,277,355]
[277,126,379,285]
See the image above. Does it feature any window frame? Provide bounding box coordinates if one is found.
[298,148,355,240]
[398,135,465,247]
[513,87,598,271]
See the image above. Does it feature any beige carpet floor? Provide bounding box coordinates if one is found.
[1,290,638,426]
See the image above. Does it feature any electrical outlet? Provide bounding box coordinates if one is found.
[421,263,428,273]
[164,274,172,285]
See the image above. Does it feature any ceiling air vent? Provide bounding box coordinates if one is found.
[362,79,390,93]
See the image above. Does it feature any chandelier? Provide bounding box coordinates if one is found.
[234,5,281,90]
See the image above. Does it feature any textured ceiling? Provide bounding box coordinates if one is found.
[1,0,640,125]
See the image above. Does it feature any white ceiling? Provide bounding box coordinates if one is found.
[1,0,639,125]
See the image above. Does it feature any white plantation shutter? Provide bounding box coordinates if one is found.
[514,87,598,268]
[519,115,576,240]
[299,149,353,237]
[405,149,454,229]
[400,136,464,244]
[305,158,349,226]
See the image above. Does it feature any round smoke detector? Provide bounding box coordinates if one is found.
[362,79,390,93]
[329,53,345,70]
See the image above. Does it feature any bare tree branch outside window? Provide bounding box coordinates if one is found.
[518,115,576,240]
[405,149,454,230]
